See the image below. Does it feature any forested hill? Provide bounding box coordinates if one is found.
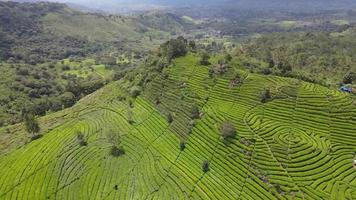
[0,1,193,126]
[0,1,191,64]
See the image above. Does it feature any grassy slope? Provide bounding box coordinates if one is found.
[41,10,184,52]
[0,55,355,199]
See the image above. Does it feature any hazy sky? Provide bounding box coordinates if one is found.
[16,0,356,13]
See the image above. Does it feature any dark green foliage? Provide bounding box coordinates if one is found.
[30,134,43,141]
[76,132,88,146]
[220,121,236,139]
[127,110,134,124]
[200,52,211,66]
[179,139,186,151]
[343,72,356,84]
[0,2,104,63]
[160,36,188,62]
[61,92,76,108]
[244,32,356,85]
[110,145,125,157]
[189,41,196,52]
[202,160,210,173]
[24,114,40,135]
[261,88,271,103]
[225,54,232,62]
[208,67,215,78]
[130,86,141,98]
[167,113,174,124]
[190,105,200,119]
[113,71,127,81]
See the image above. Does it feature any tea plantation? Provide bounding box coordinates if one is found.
[0,55,355,199]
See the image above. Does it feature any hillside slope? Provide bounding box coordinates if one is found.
[0,1,188,63]
[0,54,355,199]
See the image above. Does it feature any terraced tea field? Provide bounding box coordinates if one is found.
[0,55,355,199]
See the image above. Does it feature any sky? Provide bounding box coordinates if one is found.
[8,0,356,13]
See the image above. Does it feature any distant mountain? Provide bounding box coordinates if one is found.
[4,0,356,13]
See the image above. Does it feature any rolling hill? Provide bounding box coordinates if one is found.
[0,1,191,63]
[0,54,355,199]
[0,1,194,126]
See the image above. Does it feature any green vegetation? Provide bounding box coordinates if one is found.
[160,36,188,62]
[0,59,111,126]
[0,53,355,199]
[1,1,356,199]
[243,31,356,87]
[202,160,210,173]
[24,114,40,136]
[260,88,272,103]
[110,145,125,157]
[220,121,236,140]
[199,51,211,66]
[76,132,88,147]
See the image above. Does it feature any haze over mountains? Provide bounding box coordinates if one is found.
[5,0,356,13]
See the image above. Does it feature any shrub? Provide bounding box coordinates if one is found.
[76,132,87,146]
[17,68,29,76]
[261,88,271,103]
[179,139,186,151]
[208,67,214,78]
[127,110,134,124]
[220,121,236,139]
[61,65,70,71]
[202,160,209,173]
[190,105,200,119]
[343,72,355,84]
[31,134,43,141]
[110,145,125,157]
[60,92,76,108]
[167,113,173,124]
[24,114,40,136]
[225,54,232,62]
[130,86,141,98]
[200,52,211,66]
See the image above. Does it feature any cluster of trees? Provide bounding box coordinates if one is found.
[0,2,106,63]
[0,61,106,126]
[159,36,196,62]
[243,31,356,86]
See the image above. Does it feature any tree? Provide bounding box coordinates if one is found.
[107,130,125,157]
[130,86,141,98]
[60,92,76,108]
[343,72,355,84]
[160,37,188,62]
[200,52,211,66]
[202,160,209,173]
[110,146,125,157]
[127,109,134,124]
[189,41,196,52]
[225,54,232,62]
[179,139,186,151]
[76,131,88,146]
[220,121,236,139]
[167,113,173,124]
[24,114,40,137]
[191,105,200,119]
[261,88,271,103]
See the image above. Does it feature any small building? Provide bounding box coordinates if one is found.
[353,160,356,169]
[340,86,352,93]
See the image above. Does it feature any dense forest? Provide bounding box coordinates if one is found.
[242,31,356,86]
